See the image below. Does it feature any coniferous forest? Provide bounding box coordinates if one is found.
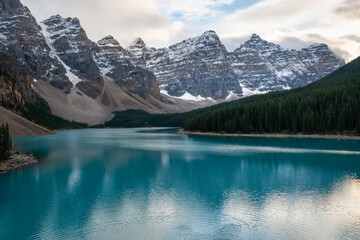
[184,57,360,135]
[0,123,12,161]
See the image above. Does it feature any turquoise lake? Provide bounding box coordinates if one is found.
[1,128,360,239]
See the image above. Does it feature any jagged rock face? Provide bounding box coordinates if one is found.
[98,35,120,46]
[230,34,345,95]
[143,31,242,99]
[94,36,161,99]
[126,38,154,67]
[0,0,163,102]
[128,32,344,100]
[0,53,38,110]
[0,0,70,93]
[41,15,103,99]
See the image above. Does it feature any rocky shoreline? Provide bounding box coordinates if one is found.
[0,150,38,173]
[179,129,360,141]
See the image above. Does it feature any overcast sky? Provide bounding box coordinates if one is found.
[22,0,360,62]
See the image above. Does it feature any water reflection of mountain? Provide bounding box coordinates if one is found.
[2,129,360,239]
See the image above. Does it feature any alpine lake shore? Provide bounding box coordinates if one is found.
[3,128,359,174]
[178,129,360,141]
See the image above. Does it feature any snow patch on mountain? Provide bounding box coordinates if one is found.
[240,83,269,97]
[161,89,215,102]
[39,22,81,86]
[42,15,85,54]
[93,52,115,77]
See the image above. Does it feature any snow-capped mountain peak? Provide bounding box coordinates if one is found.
[132,37,146,47]
[97,35,120,46]
[142,30,241,99]
[250,33,262,41]
[230,34,344,95]
[308,43,328,49]
[40,14,104,98]
[126,37,153,67]
[173,30,222,51]
[198,30,220,42]
[121,30,344,100]
[241,34,281,53]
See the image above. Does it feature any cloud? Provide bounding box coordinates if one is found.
[331,47,353,61]
[22,0,192,48]
[156,0,235,20]
[219,0,359,62]
[335,0,360,20]
[220,33,252,51]
[303,33,357,61]
[274,36,313,50]
[223,0,338,30]
[342,35,360,42]
[22,0,236,48]
[21,0,360,62]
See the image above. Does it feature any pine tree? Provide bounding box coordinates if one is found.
[0,123,12,161]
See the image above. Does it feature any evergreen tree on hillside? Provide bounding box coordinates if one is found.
[0,123,12,161]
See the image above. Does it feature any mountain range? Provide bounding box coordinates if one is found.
[0,0,345,124]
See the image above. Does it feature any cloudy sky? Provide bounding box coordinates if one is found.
[23,0,360,62]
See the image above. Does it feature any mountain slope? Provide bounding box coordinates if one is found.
[0,106,54,137]
[183,57,360,134]
[0,54,88,130]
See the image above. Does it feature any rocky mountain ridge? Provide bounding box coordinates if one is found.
[0,0,70,93]
[230,34,345,96]
[40,14,103,98]
[122,32,344,99]
[0,0,345,124]
[143,30,243,100]
[0,0,164,101]
[94,35,161,100]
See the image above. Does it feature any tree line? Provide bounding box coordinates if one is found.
[184,57,360,135]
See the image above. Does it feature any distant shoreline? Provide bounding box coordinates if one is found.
[178,129,360,140]
[0,150,38,174]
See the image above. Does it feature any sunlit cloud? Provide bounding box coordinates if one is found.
[219,0,360,61]
[335,0,360,20]
[156,0,236,20]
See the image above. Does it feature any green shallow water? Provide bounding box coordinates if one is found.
[1,128,360,239]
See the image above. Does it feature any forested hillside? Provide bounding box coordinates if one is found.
[0,54,87,130]
[100,107,216,128]
[184,57,360,134]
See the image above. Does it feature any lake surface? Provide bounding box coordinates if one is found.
[1,128,360,239]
